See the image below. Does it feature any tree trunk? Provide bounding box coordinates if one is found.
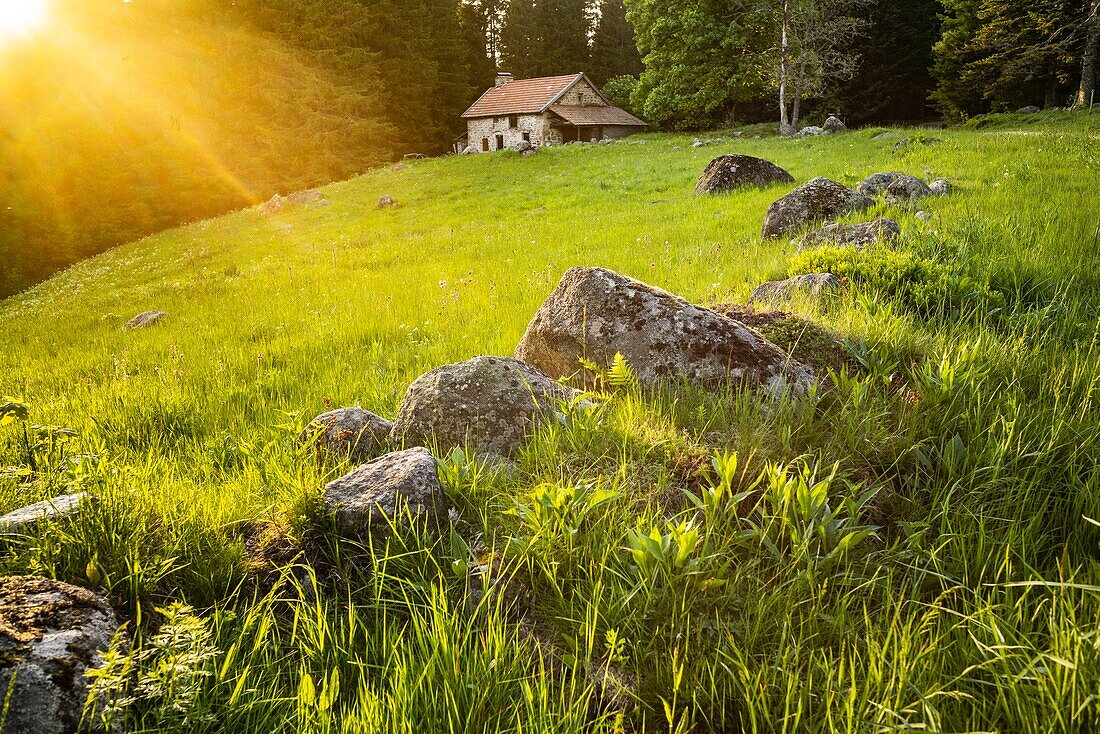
[1075,0,1100,108]
[791,56,806,131]
[779,0,791,134]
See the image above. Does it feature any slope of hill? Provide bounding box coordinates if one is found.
[2,112,1100,731]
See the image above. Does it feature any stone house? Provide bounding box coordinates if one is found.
[459,72,646,152]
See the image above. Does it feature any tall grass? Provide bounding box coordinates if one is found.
[2,111,1100,731]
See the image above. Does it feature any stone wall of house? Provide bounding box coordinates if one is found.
[555,78,602,106]
[467,114,554,152]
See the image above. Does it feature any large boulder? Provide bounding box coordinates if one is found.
[0,493,85,533]
[823,116,847,133]
[123,310,167,330]
[695,155,795,196]
[0,576,119,734]
[514,267,814,395]
[797,218,900,252]
[761,177,873,239]
[299,408,392,463]
[750,273,842,304]
[390,356,576,457]
[323,447,447,534]
[885,175,934,202]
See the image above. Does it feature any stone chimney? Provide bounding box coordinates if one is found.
[495,72,513,87]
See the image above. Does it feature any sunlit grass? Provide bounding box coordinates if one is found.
[2,111,1100,731]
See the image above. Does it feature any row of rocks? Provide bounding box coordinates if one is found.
[312,266,816,533]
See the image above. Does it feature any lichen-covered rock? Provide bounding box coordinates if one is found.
[885,175,934,202]
[391,356,575,457]
[761,177,873,238]
[0,576,119,734]
[299,408,391,463]
[928,179,951,195]
[695,155,794,195]
[797,218,900,252]
[323,447,447,533]
[123,310,167,330]
[857,172,903,197]
[0,493,85,533]
[823,116,847,133]
[377,195,397,209]
[749,273,842,304]
[514,267,814,395]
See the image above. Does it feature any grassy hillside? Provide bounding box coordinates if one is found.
[2,111,1100,732]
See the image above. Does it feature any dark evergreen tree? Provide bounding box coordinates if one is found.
[828,0,940,122]
[590,0,643,85]
[500,0,593,78]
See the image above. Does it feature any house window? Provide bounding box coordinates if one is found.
[509,115,518,128]
[495,134,504,150]
[482,138,489,151]
[522,131,530,143]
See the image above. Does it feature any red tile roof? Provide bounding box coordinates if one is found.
[549,104,647,127]
[462,73,587,118]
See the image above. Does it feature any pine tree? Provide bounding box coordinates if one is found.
[590,0,642,85]
[501,0,593,78]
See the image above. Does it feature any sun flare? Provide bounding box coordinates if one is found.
[0,0,49,39]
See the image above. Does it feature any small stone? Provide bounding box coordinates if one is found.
[928,179,951,195]
[750,273,842,304]
[285,189,326,206]
[1016,105,1040,114]
[323,447,448,534]
[258,194,284,216]
[377,195,397,209]
[798,125,824,136]
[299,408,392,464]
[916,210,932,221]
[123,310,167,330]
[823,116,847,133]
[0,493,85,534]
[871,131,901,141]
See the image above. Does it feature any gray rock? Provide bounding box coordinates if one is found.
[0,493,86,533]
[0,576,119,734]
[695,155,795,195]
[377,195,397,209]
[750,273,842,304]
[823,116,847,133]
[761,177,873,239]
[797,218,900,252]
[778,123,794,137]
[916,210,932,221]
[886,174,934,202]
[461,145,476,154]
[391,356,576,457]
[928,179,951,195]
[871,131,901,141]
[123,310,167,330]
[1016,105,1040,114]
[692,138,704,148]
[299,408,391,463]
[857,171,903,197]
[513,140,535,155]
[286,189,326,206]
[798,125,824,136]
[514,267,814,395]
[258,194,284,216]
[323,447,447,534]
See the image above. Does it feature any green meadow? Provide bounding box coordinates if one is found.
[3,110,1100,732]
